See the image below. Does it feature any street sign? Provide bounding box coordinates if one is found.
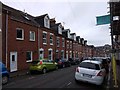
[96,15,110,25]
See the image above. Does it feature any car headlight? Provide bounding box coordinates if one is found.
[38,66,41,68]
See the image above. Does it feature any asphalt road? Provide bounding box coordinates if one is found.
[2,65,107,89]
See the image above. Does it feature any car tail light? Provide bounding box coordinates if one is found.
[97,71,103,76]
[58,61,62,64]
[76,67,79,72]
[39,61,43,65]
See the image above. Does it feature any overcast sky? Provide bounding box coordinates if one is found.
[2,0,111,47]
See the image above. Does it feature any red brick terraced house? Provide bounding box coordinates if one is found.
[62,29,73,60]
[70,33,77,60]
[50,18,65,60]
[1,3,95,74]
[80,38,85,59]
[2,4,39,72]
[76,36,83,60]
[34,14,56,60]
[86,45,94,58]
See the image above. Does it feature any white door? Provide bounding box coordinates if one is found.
[10,52,17,72]
[66,51,68,60]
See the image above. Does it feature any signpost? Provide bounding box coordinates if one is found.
[96,14,118,88]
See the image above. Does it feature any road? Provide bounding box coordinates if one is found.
[2,65,106,89]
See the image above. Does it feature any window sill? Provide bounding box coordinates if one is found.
[43,43,47,45]
[50,43,53,45]
[16,38,24,41]
[26,60,32,63]
[29,40,35,42]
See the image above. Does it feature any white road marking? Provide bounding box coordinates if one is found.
[67,82,72,86]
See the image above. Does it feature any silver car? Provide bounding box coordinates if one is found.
[75,60,106,85]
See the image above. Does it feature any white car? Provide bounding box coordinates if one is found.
[75,60,106,85]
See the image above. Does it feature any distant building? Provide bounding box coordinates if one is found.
[95,44,111,57]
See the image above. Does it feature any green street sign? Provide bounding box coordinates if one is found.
[96,15,110,25]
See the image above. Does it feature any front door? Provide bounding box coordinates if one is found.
[10,52,17,72]
[66,51,68,60]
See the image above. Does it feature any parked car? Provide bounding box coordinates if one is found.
[74,58,81,65]
[55,58,71,68]
[0,61,9,85]
[68,58,80,65]
[92,57,109,74]
[68,58,75,65]
[29,59,58,74]
[75,60,106,85]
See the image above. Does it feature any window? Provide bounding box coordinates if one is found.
[39,49,44,59]
[70,41,72,49]
[30,31,35,41]
[66,51,68,60]
[56,37,59,47]
[12,55,15,61]
[56,50,59,59]
[16,28,24,40]
[48,49,53,60]
[50,34,53,45]
[79,62,100,70]
[70,51,72,58]
[44,16,50,28]
[67,41,69,49]
[26,51,32,62]
[62,38,65,47]
[68,31,70,38]
[58,25,62,34]
[43,32,47,44]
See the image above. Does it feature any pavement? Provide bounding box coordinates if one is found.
[107,61,120,90]
[9,69,29,78]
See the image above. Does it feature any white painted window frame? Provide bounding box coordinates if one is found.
[29,31,35,41]
[26,51,33,62]
[16,28,24,40]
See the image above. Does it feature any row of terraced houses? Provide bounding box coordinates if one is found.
[1,3,98,73]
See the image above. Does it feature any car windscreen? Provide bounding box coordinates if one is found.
[31,61,39,64]
[79,62,100,70]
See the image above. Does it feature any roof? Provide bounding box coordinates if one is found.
[70,33,76,35]
[50,23,61,29]
[2,3,40,27]
[62,29,70,32]
[35,14,49,20]
[82,60,102,64]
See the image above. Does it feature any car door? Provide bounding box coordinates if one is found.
[42,60,49,70]
[48,60,55,70]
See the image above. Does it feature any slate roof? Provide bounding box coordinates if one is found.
[2,3,40,27]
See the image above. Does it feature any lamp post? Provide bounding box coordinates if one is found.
[110,1,118,88]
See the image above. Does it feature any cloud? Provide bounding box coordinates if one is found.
[2,0,111,46]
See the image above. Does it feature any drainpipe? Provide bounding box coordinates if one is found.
[38,25,40,59]
[6,11,8,68]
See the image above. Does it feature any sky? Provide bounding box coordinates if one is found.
[1,0,111,47]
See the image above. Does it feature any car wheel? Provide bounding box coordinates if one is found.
[75,78,79,83]
[56,66,58,70]
[2,76,8,85]
[42,68,47,74]
[30,70,34,74]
